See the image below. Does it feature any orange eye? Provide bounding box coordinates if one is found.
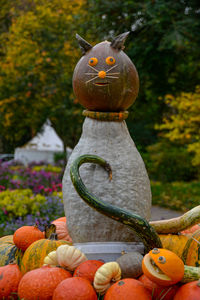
[89,57,98,66]
[106,56,115,65]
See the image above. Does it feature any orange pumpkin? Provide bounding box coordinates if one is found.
[139,274,179,300]
[53,277,97,300]
[104,278,151,300]
[73,260,104,284]
[13,225,44,251]
[51,220,72,243]
[0,263,22,299]
[53,217,66,222]
[173,280,200,300]
[142,248,184,286]
[18,265,72,300]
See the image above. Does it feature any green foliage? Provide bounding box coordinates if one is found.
[151,181,200,212]
[143,140,199,182]
[0,189,46,217]
[32,165,62,173]
[85,0,200,148]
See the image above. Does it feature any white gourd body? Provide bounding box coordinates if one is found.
[62,117,151,242]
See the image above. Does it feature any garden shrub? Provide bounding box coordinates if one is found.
[144,141,198,182]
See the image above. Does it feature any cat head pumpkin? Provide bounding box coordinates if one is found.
[73,32,139,112]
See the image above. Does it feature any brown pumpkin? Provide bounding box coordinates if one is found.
[18,265,72,300]
[13,224,44,251]
[0,262,22,299]
[104,278,151,300]
[73,33,139,112]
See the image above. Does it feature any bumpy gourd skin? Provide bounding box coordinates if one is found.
[70,154,162,253]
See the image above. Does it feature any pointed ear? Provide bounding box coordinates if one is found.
[110,32,130,51]
[76,33,93,54]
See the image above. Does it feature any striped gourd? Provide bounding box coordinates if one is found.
[0,243,23,267]
[70,154,162,253]
[20,233,72,274]
[159,234,189,258]
[181,229,200,267]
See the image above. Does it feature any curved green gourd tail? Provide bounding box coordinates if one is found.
[70,154,162,253]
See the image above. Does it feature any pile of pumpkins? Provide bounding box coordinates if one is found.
[0,217,200,299]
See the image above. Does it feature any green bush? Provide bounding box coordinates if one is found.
[143,141,198,182]
[151,181,200,212]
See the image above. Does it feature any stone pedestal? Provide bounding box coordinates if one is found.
[62,117,151,243]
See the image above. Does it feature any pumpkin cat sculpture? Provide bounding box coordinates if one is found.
[73,32,139,112]
[63,33,151,243]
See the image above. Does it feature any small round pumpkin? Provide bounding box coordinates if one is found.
[0,243,23,267]
[51,220,72,243]
[0,262,22,299]
[18,265,72,300]
[173,280,200,300]
[53,216,66,223]
[142,248,184,286]
[116,251,143,278]
[104,278,151,300]
[21,233,72,274]
[139,274,179,300]
[73,259,104,284]
[13,225,44,251]
[53,277,97,300]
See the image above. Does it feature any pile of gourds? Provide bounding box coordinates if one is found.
[0,221,200,299]
[0,154,200,299]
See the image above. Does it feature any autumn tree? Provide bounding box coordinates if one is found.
[0,0,86,154]
[85,0,200,149]
[156,87,200,169]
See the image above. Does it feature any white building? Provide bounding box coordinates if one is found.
[14,120,71,164]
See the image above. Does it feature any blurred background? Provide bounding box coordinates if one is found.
[0,0,199,232]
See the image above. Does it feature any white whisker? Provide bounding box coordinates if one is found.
[88,65,99,72]
[106,72,120,75]
[85,75,99,84]
[85,73,97,76]
[106,76,119,79]
[106,64,118,73]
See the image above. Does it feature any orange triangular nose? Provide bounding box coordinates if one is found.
[98,71,106,78]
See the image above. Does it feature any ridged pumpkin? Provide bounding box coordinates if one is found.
[0,243,23,267]
[51,220,72,243]
[0,235,14,244]
[181,229,200,267]
[18,265,72,300]
[159,234,189,258]
[20,233,72,274]
[0,262,22,299]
